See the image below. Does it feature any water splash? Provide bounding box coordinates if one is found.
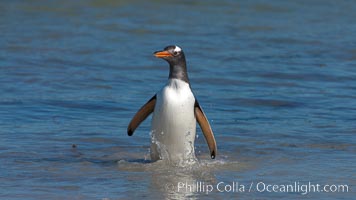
[147,130,200,167]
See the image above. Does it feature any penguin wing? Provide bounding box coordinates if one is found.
[127,95,156,136]
[194,100,217,159]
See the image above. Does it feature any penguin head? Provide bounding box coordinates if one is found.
[154,45,186,65]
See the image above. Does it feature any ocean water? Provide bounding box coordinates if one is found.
[1,0,355,199]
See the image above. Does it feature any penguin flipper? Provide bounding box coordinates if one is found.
[127,95,156,136]
[194,100,217,159]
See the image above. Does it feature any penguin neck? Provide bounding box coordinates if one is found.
[168,61,189,84]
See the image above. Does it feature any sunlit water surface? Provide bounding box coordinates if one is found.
[1,0,355,199]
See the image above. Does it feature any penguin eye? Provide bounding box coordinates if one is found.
[173,51,179,56]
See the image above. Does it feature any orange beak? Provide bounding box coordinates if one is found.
[154,50,172,58]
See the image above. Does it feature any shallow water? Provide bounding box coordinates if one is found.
[1,0,355,199]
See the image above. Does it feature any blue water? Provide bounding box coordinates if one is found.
[1,0,355,199]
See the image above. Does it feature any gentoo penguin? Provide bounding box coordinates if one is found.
[127,45,217,164]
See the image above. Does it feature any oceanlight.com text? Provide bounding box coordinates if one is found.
[167,181,349,195]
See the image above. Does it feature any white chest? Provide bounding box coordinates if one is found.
[155,79,195,119]
[150,79,197,162]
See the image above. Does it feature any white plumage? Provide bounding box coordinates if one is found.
[150,78,197,165]
[173,46,182,53]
